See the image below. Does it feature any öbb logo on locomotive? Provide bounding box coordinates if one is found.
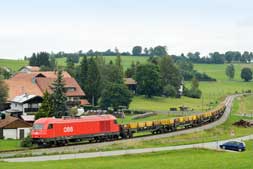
[63,126,74,133]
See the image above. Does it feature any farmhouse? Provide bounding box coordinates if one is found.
[123,78,137,93]
[5,71,89,111]
[0,116,32,139]
[4,94,42,117]
[19,66,40,73]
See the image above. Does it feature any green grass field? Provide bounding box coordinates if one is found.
[0,59,28,71]
[56,56,148,69]
[0,140,21,151]
[130,63,253,111]
[1,141,253,169]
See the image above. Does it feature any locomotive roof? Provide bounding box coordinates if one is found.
[35,115,116,124]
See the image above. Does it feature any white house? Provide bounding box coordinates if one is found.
[5,94,43,117]
[0,116,32,139]
[19,66,40,73]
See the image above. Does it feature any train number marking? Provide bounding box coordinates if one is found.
[64,126,74,133]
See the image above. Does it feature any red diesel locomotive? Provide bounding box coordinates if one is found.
[31,102,226,146]
[31,115,121,146]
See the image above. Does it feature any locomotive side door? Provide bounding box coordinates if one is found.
[100,121,110,132]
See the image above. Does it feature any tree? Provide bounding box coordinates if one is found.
[29,53,37,66]
[242,51,250,63]
[49,56,57,70]
[209,52,225,64]
[153,46,167,57]
[224,51,234,63]
[125,61,137,78]
[36,91,53,119]
[115,55,123,76]
[144,48,149,56]
[241,67,252,82]
[159,56,182,94]
[187,52,200,63]
[51,70,68,117]
[29,52,50,67]
[132,46,142,56]
[136,64,162,98]
[66,57,75,77]
[86,57,101,105]
[78,56,88,90]
[100,83,133,109]
[0,76,8,110]
[226,64,235,80]
[163,84,177,97]
[185,77,202,98]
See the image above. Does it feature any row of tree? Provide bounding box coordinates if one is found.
[29,52,57,70]
[186,51,253,64]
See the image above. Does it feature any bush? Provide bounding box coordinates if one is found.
[163,84,177,97]
[241,67,252,82]
[21,136,33,147]
[185,88,202,98]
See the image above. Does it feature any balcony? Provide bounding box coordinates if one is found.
[67,101,81,107]
[24,108,39,112]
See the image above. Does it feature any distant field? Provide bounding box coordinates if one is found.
[131,63,253,111]
[0,59,28,71]
[56,56,148,69]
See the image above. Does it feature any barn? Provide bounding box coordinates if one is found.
[0,116,32,139]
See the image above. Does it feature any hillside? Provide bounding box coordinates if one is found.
[0,59,28,71]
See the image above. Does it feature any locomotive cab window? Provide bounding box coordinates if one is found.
[48,124,53,129]
[32,124,44,130]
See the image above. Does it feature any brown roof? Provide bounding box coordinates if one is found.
[6,71,85,101]
[0,116,32,129]
[80,99,90,105]
[124,78,137,85]
[36,77,85,97]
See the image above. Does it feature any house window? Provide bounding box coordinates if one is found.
[65,87,76,92]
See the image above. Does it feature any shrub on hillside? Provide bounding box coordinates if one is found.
[21,136,33,147]
[163,84,177,97]
[186,88,202,98]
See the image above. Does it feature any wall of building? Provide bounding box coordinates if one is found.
[10,103,23,111]
[17,128,31,139]
[3,128,31,139]
[3,129,17,139]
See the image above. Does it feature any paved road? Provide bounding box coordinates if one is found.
[4,134,253,162]
[1,94,249,161]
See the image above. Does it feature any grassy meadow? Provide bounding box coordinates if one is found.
[0,59,28,71]
[2,141,253,169]
[0,140,21,151]
[56,56,148,69]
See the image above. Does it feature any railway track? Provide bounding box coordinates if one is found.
[0,93,245,158]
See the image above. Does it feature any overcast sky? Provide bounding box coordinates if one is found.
[0,0,253,59]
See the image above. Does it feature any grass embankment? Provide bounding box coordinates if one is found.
[0,59,28,71]
[1,141,253,169]
[0,140,21,151]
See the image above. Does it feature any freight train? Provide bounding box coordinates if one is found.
[31,102,226,146]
